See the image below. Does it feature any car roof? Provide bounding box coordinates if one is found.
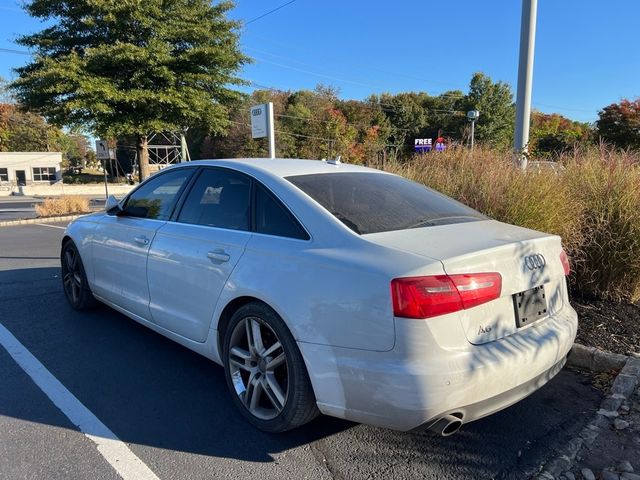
[178,158,386,178]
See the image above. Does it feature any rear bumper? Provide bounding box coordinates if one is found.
[298,303,578,431]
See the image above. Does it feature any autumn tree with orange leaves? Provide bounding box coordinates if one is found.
[597,98,640,149]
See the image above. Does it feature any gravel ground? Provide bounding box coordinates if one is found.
[573,298,640,356]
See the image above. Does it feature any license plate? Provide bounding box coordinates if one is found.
[513,285,548,328]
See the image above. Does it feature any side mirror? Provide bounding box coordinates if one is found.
[105,195,122,215]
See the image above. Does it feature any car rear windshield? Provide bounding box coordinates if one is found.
[286,172,486,235]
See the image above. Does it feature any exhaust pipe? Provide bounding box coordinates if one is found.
[428,414,463,436]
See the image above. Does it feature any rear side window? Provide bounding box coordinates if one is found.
[177,168,251,231]
[255,185,309,240]
[287,172,485,235]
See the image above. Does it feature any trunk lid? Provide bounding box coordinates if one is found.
[365,220,567,344]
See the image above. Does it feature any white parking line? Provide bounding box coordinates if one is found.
[35,223,66,230]
[0,322,161,480]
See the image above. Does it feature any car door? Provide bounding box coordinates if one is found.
[146,167,252,342]
[91,168,194,319]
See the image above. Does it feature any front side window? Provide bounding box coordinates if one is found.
[0,168,8,182]
[124,169,192,220]
[32,167,56,181]
[287,172,485,235]
[177,168,251,231]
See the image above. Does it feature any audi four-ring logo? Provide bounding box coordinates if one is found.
[525,254,546,270]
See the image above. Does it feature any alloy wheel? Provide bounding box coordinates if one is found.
[227,316,289,420]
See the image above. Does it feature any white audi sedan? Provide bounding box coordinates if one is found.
[61,158,577,435]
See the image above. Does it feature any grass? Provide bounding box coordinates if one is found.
[384,145,640,302]
[35,196,91,217]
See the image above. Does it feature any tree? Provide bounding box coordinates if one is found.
[466,72,515,149]
[529,111,592,157]
[597,98,640,150]
[11,0,248,180]
[1,101,95,167]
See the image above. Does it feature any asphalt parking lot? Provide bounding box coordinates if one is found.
[0,221,604,480]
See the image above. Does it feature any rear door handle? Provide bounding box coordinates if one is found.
[134,235,149,246]
[207,250,230,263]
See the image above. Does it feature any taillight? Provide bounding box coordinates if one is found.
[391,272,502,319]
[560,250,570,276]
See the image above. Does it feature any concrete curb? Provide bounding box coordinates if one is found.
[535,354,640,480]
[566,343,628,372]
[0,214,84,228]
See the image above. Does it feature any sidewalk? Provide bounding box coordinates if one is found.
[569,380,640,480]
[538,356,640,480]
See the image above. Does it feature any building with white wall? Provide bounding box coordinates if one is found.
[0,152,62,186]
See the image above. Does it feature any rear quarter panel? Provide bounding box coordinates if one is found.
[212,234,445,354]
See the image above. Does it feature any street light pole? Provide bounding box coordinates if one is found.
[467,110,480,151]
[514,0,538,169]
[470,120,475,151]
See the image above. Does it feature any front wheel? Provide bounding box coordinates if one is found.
[61,240,97,310]
[223,302,318,432]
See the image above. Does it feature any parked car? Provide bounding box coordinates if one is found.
[61,158,576,435]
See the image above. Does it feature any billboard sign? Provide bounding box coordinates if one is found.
[251,104,268,139]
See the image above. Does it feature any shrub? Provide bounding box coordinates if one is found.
[384,145,640,302]
[35,196,91,217]
[563,147,640,301]
[385,146,584,255]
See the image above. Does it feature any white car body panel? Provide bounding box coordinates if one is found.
[63,158,578,431]
[92,215,164,319]
[147,222,251,342]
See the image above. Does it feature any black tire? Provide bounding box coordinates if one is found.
[61,240,97,310]
[223,302,319,432]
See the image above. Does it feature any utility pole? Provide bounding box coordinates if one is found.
[514,0,538,169]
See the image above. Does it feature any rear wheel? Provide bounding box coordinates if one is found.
[61,241,97,310]
[223,302,318,432]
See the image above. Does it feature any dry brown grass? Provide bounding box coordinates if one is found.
[384,145,640,302]
[35,196,91,217]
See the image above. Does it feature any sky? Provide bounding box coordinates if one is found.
[1,0,639,123]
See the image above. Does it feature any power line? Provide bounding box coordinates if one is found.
[244,0,297,26]
[247,80,465,118]
[250,55,376,89]
[533,102,595,114]
[274,112,462,134]
[243,34,463,92]
[0,47,31,56]
[244,39,597,116]
[244,46,467,101]
[228,119,402,149]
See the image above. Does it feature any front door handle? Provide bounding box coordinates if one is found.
[207,250,230,263]
[134,235,149,246]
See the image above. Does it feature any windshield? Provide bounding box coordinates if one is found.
[287,172,486,235]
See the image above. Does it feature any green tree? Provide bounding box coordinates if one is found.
[466,72,515,149]
[0,102,89,166]
[11,0,248,180]
[597,98,640,150]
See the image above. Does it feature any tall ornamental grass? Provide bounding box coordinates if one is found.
[384,146,640,302]
[35,196,91,217]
